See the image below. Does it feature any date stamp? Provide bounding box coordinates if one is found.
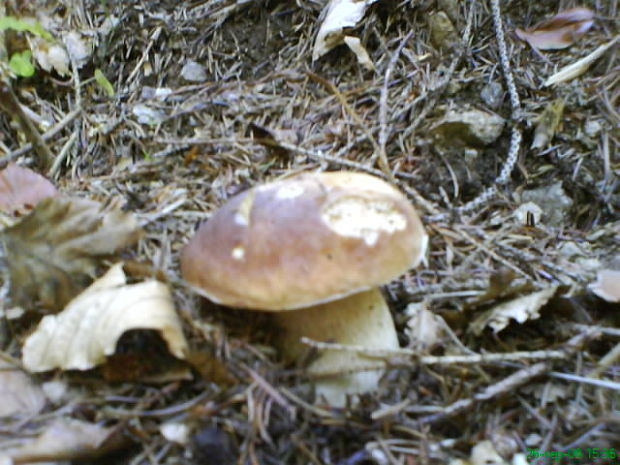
[527,448,617,461]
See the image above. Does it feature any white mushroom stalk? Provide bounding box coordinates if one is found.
[274,288,398,405]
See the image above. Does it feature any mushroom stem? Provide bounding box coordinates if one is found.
[273,288,398,406]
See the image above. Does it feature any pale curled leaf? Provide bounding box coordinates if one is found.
[544,37,619,86]
[0,418,119,463]
[343,36,375,70]
[0,359,46,417]
[62,31,92,69]
[515,7,594,50]
[469,286,558,335]
[469,440,509,465]
[0,163,58,213]
[589,269,620,302]
[313,0,379,61]
[404,302,442,349]
[30,37,70,76]
[2,196,142,310]
[23,263,188,372]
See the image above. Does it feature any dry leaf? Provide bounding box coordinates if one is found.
[0,163,58,213]
[22,263,188,372]
[544,37,619,86]
[429,11,459,49]
[0,359,46,417]
[313,0,379,61]
[469,286,558,335]
[515,7,594,50]
[186,350,236,385]
[343,36,375,70]
[1,196,143,310]
[0,418,123,463]
[469,440,509,465]
[62,31,92,69]
[589,269,620,302]
[404,302,442,349]
[30,37,70,76]
[531,98,564,149]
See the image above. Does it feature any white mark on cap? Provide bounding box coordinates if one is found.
[231,246,245,260]
[234,190,256,226]
[275,183,305,199]
[322,197,406,246]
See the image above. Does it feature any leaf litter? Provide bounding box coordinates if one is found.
[22,262,188,372]
[2,196,142,310]
[0,0,619,463]
[514,7,594,50]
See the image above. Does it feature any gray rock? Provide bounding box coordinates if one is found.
[480,81,504,109]
[520,182,573,227]
[431,108,505,147]
[181,60,207,82]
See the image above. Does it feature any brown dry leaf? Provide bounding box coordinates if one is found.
[515,7,594,50]
[186,350,236,385]
[531,98,565,149]
[22,263,188,372]
[1,196,143,310]
[589,269,620,302]
[0,418,124,463]
[0,163,58,213]
[0,359,46,417]
[469,286,559,335]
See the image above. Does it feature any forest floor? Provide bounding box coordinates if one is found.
[0,0,619,464]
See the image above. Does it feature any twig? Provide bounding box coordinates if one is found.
[548,371,620,390]
[378,31,414,175]
[455,228,532,279]
[401,2,475,141]
[245,366,296,420]
[410,328,600,426]
[306,71,392,179]
[300,336,568,376]
[455,0,522,215]
[0,81,55,170]
[0,108,81,162]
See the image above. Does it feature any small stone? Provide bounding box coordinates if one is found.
[132,104,166,125]
[521,182,573,227]
[181,60,207,82]
[429,11,459,49]
[558,241,584,259]
[480,81,504,109]
[584,119,602,138]
[431,108,505,147]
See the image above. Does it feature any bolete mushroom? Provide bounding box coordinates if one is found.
[181,171,427,405]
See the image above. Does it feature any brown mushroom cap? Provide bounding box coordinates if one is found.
[181,171,427,310]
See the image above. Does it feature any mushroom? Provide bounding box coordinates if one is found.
[181,171,427,405]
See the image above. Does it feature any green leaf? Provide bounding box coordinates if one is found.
[94,69,115,97]
[9,50,35,77]
[0,16,53,41]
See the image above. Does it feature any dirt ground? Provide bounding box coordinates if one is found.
[0,0,619,464]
